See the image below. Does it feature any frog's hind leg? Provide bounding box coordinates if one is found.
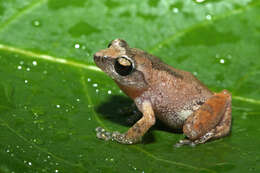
[177,90,232,146]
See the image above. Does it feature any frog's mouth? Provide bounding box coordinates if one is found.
[93,54,116,77]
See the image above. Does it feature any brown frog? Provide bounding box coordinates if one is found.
[94,39,232,146]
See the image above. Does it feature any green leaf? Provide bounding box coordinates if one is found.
[0,0,260,172]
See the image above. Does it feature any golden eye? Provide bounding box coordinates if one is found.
[115,56,134,76]
[118,57,131,66]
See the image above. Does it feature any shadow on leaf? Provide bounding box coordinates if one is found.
[95,95,182,144]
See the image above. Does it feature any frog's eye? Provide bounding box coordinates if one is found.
[115,56,134,76]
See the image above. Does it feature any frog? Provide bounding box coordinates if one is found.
[93,38,232,146]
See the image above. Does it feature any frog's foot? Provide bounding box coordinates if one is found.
[182,90,232,144]
[175,129,216,148]
[174,139,196,148]
[111,131,141,144]
[95,127,141,144]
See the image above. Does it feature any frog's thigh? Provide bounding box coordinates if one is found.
[183,90,231,141]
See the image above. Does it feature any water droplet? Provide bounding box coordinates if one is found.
[6,149,10,153]
[56,105,60,108]
[74,43,80,49]
[87,78,91,82]
[20,61,24,65]
[108,90,112,94]
[32,20,41,27]
[93,83,98,87]
[172,8,179,13]
[24,80,28,84]
[195,0,205,3]
[26,67,30,71]
[88,117,91,120]
[55,169,59,173]
[32,61,37,66]
[76,98,80,102]
[28,162,32,166]
[193,71,198,76]
[17,65,22,70]
[220,59,225,64]
[95,89,99,93]
[206,14,212,20]
[43,70,48,74]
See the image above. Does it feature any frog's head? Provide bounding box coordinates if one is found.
[94,39,151,97]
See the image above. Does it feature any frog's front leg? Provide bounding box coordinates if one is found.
[176,90,232,147]
[96,100,156,144]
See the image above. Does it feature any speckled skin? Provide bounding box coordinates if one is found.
[94,39,232,146]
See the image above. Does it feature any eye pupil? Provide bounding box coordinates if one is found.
[115,57,133,76]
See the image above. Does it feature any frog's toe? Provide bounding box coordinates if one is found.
[95,127,112,141]
[112,132,140,144]
[174,139,196,148]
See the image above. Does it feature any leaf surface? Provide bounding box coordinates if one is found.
[0,0,260,172]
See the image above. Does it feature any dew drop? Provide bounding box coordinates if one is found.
[32,61,37,66]
[43,70,48,74]
[195,0,205,3]
[95,89,99,93]
[56,105,60,108]
[93,83,98,87]
[55,170,59,173]
[87,78,91,82]
[17,65,22,70]
[20,61,24,65]
[193,71,198,76]
[26,67,30,71]
[24,80,28,84]
[76,98,80,102]
[108,90,112,94]
[74,43,80,49]
[32,20,41,27]
[172,8,179,13]
[220,59,225,64]
[28,162,32,166]
[206,14,212,20]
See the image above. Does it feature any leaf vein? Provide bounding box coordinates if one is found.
[0,0,47,32]
[149,1,260,53]
[0,43,101,72]
[132,146,216,173]
[0,118,86,170]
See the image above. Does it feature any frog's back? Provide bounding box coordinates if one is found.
[141,53,213,129]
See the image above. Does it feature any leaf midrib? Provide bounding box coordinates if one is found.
[0,43,259,105]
